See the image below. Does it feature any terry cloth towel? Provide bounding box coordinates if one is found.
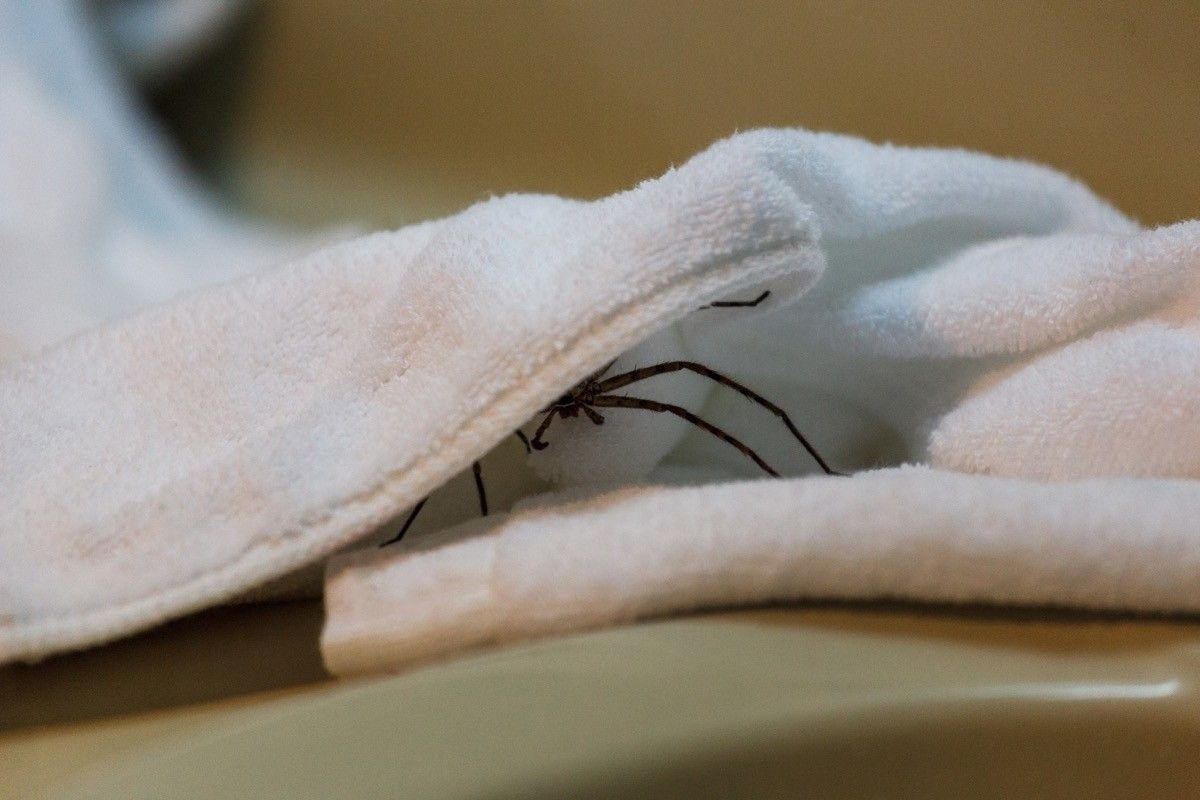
[323,469,1200,677]
[3,128,1200,667]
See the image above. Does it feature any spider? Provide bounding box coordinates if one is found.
[528,359,837,478]
[382,290,839,545]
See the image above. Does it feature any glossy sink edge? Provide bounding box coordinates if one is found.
[47,610,1200,799]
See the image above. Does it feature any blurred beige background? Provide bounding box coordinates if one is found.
[222,0,1199,229]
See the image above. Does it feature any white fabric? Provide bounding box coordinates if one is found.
[0,130,823,663]
[318,132,1200,676]
[322,468,1200,676]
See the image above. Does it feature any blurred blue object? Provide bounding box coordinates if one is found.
[0,0,308,354]
[93,0,247,83]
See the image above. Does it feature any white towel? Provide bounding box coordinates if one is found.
[0,127,822,663]
[318,131,1200,675]
[2,123,1198,666]
[323,468,1200,677]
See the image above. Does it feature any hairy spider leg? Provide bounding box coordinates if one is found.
[471,461,488,516]
[587,359,619,382]
[529,409,558,450]
[701,290,771,309]
[591,394,780,477]
[529,402,608,450]
[595,361,839,475]
[381,497,427,546]
[382,462,484,547]
[380,431,531,546]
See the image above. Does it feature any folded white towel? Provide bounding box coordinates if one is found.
[2,124,1197,667]
[322,468,1200,677]
[0,130,821,663]
[318,132,1200,675]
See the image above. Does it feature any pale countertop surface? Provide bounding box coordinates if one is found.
[5,602,1200,798]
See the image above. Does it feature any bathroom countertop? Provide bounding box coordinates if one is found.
[5,601,1200,798]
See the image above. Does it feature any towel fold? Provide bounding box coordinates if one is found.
[323,131,1200,675]
[0,131,822,663]
[322,468,1200,677]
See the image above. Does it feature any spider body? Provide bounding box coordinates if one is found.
[532,364,612,439]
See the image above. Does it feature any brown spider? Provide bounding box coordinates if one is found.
[528,359,837,478]
[382,290,839,545]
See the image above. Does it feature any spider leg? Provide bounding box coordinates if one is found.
[595,361,839,475]
[382,459,487,548]
[513,430,532,454]
[700,290,771,309]
[581,405,605,425]
[529,409,558,450]
[589,359,619,381]
[592,394,779,477]
[380,497,428,546]
[471,460,488,516]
